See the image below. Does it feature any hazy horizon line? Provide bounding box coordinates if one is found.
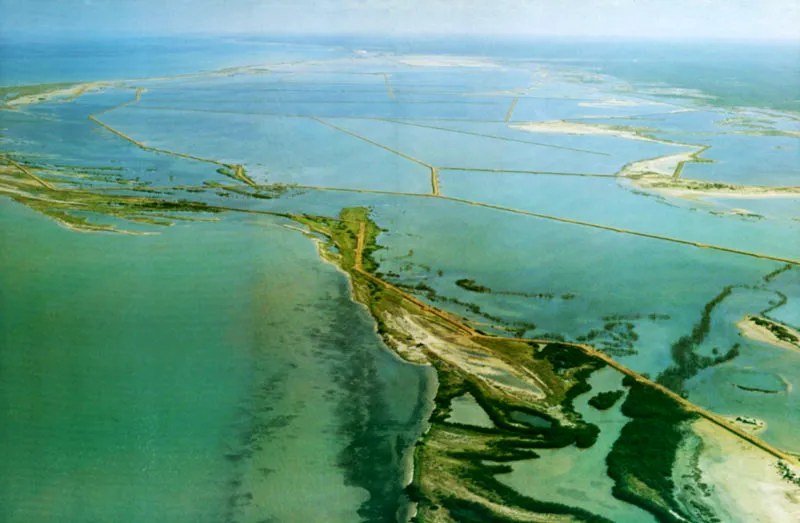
[4,31,800,44]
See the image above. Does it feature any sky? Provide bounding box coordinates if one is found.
[2,0,799,41]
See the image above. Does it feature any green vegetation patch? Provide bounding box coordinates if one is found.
[777,462,800,487]
[414,423,613,523]
[0,164,220,232]
[751,316,799,344]
[588,390,625,411]
[455,278,491,293]
[535,342,600,372]
[607,381,697,523]
[290,206,381,272]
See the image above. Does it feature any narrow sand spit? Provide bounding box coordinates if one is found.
[624,175,800,200]
[510,120,663,143]
[395,55,499,68]
[654,185,800,200]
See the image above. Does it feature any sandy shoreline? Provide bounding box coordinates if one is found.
[676,419,800,523]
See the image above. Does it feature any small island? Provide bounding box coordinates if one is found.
[587,390,625,410]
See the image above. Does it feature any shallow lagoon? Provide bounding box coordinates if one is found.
[140,97,511,121]
[684,283,799,452]
[657,131,800,186]
[675,284,800,451]
[1,91,224,187]
[446,393,495,428]
[436,171,800,261]
[498,367,657,523]
[312,117,681,174]
[379,67,535,95]
[100,107,433,192]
